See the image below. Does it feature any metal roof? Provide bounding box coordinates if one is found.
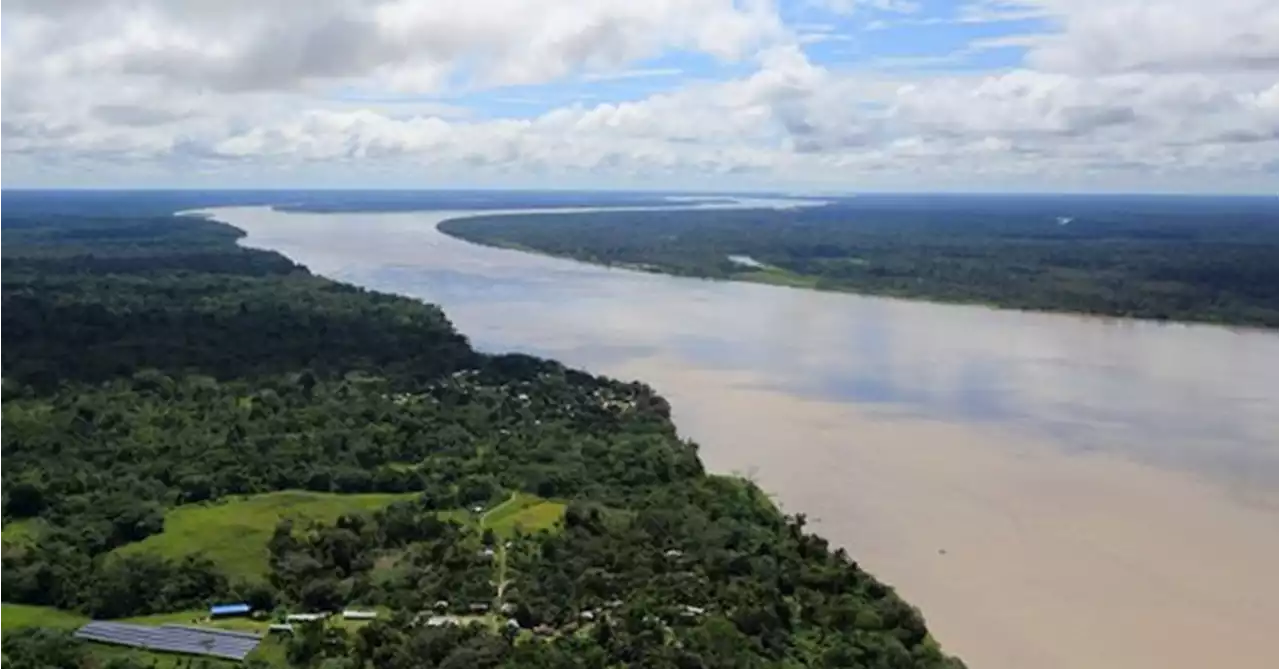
[209,603,251,615]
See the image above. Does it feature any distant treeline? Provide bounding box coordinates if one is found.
[440,195,1278,328]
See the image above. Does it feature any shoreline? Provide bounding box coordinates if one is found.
[186,203,1275,333]
[436,224,1276,333]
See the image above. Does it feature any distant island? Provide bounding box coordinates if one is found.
[1,193,963,668]
[439,195,1278,328]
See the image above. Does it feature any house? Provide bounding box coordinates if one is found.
[425,616,459,628]
[663,549,683,558]
[267,624,294,634]
[469,602,490,613]
[505,618,521,630]
[433,600,450,612]
[579,610,595,622]
[209,603,251,618]
[342,610,378,620]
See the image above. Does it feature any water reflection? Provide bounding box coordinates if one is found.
[205,205,1278,497]
[293,216,1278,499]
[204,205,1278,669]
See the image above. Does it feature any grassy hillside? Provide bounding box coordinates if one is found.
[111,491,417,582]
[481,493,567,538]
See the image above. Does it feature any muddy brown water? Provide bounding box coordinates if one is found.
[201,204,1278,669]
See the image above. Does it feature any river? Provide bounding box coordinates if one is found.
[201,203,1278,669]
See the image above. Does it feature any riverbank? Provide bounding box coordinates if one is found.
[213,203,1277,669]
[435,200,1278,329]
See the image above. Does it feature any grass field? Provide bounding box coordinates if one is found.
[121,608,267,631]
[480,493,566,538]
[1,603,89,631]
[111,490,418,582]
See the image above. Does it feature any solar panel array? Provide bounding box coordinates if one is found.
[73,621,262,661]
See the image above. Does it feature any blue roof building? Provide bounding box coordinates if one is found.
[209,603,251,617]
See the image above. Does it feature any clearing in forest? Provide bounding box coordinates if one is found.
[0,603,90,631]
[110,490,417,582]
[480,492,567,538]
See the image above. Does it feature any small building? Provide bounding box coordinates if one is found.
[425,616,459,628]
[663,549,683,558]
[533,624,555,636]
[505,618,521,630]
[680,605,706,618]
[468,602,490,613]
[342,610,378,621]
[433,600,450,612]
[209,603,251,618]
[579,610,595,622]
[267,624,294,635]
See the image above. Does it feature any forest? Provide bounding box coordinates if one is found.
[439,195,1278,328]
[1,194,963,668]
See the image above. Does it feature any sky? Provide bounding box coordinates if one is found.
[2,0,1277,193]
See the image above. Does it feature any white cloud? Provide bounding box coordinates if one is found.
[971,0,1278,74]
[1,0,1276,192]
[3,0,784,94]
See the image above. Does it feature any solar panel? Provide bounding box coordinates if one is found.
[73,621,262,661]
[161,624,263,640]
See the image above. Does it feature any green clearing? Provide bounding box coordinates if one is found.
[120,610,289,634]
[481,493,566,538]
[1,603,89,632]
[111,490,417,582]
[1,519,44,548]
[731,267,821,289]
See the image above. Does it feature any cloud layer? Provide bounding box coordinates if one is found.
[3,0,1277,191]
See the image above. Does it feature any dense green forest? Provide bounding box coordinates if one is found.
[1,196,962,668]
[439,195,1278,327]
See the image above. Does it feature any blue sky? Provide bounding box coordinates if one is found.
[3,0,1277,193]
[332,1,1045,119]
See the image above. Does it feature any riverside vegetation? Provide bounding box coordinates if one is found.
[1,194,963,669]
[439,195,1278,328]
